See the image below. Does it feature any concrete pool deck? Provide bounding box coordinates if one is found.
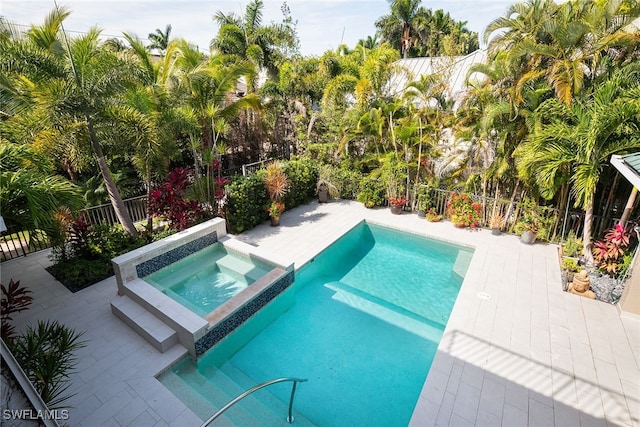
[2,200,639,426]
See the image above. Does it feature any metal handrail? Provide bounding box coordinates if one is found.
[200,377,308,426]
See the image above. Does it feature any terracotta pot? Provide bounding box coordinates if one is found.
[270,216,280,226]
[453,222,466,228]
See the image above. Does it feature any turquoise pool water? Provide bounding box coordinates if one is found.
[144,244,271,316]
[162,222,473,425]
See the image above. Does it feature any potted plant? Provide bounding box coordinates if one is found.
[316,178,339,203]
[561,257,580,286]
[263,162,289,226]
[266,201,285,226]
[445,192,482,228]
[489,213,504,235]
[425,209,442,222]
[414,185,433,217]
[388,196,408,214]
[515,199,540,244]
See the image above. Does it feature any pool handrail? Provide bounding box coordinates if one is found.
[200,377,308,426]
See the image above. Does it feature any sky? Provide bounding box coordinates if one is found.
[1,0,517,56]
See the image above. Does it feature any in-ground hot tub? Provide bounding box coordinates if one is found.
[144,243,274,317]
[111,218,294,358]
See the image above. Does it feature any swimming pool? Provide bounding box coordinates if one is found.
[160,222,473,425]
[144,243,272,317]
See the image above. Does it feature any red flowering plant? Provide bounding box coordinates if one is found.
[592,223,631,276]
[388,196,408,207]
[149,168,203,231]
[445,192,482,228]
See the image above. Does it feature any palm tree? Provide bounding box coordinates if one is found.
[0,8,142,237]
[0,142,83,239]
[516,63,640,261]
[147,24,171,54]
[375,0,427,58]
[211,0,297,85]
[487,0,640,107]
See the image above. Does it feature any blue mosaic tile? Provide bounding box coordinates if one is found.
[136,231,218,278]
[195,269,295,357]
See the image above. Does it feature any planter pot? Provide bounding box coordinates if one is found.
[416,210,426,218]
[390,205,403,215]
[270,216,280,226]
[491,228,502,236]
[453,222,466,228]
[520,230,537,244]
[317,187,328,203]
[426,217,442,222]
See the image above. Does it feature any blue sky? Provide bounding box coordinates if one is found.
[2,0,516,56]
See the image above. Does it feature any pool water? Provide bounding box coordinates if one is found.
[161,222,473,426]
[144,243,271,317]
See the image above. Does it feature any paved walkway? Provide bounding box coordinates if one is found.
[1,200,639,426]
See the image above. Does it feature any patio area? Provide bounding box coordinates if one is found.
[1,200,639,426]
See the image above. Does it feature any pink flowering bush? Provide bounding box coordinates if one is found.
[445,192,482,228]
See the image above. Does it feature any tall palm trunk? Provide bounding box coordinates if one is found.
[86,118,138,237]
[583,196,595,265]
[619,187,638,228]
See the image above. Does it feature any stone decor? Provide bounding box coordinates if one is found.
[195,269,295,357]
[136,231,218,278]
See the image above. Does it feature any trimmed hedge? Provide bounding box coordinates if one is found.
[225,172,269,234]
[283,158,319,209]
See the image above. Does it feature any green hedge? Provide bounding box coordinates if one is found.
[283,158,319,208]
[225,172,269,234]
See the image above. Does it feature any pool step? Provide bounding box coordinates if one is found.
[216,254,270,283]
[178,364,274,426]
[110,295,178,353]
[325,281,445,342]
[165,361,317,426]
[216,363,316,426]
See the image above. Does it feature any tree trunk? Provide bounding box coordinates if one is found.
[307,111,318,140]
[599,171,620,236]
[583,198,595,266]
[619,186,638,228]
[504,180,520,232]
[86,118,138,238]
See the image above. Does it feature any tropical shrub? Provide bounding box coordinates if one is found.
[283,158,318,208]
[562,231,583,258]
[225,173,269,233]
[357,176,386,208]
[149,168,205,231]
[425,209,442,222]
[593,224,631,277]
[561,257,580,273]
[48,214,146,291]
[10,320,85,408]
[1,279,33,342]
[446,192,482,227]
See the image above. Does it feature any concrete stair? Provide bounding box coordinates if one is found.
[110,295,178,353]
[161,362,316,426]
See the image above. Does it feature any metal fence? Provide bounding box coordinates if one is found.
[83,196,148,226]
[427,188,635,242]
[0,196,148,262]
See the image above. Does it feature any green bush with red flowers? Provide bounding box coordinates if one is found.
[445,192,482,228]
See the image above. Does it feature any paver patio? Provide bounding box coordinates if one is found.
[1,200,639,426]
